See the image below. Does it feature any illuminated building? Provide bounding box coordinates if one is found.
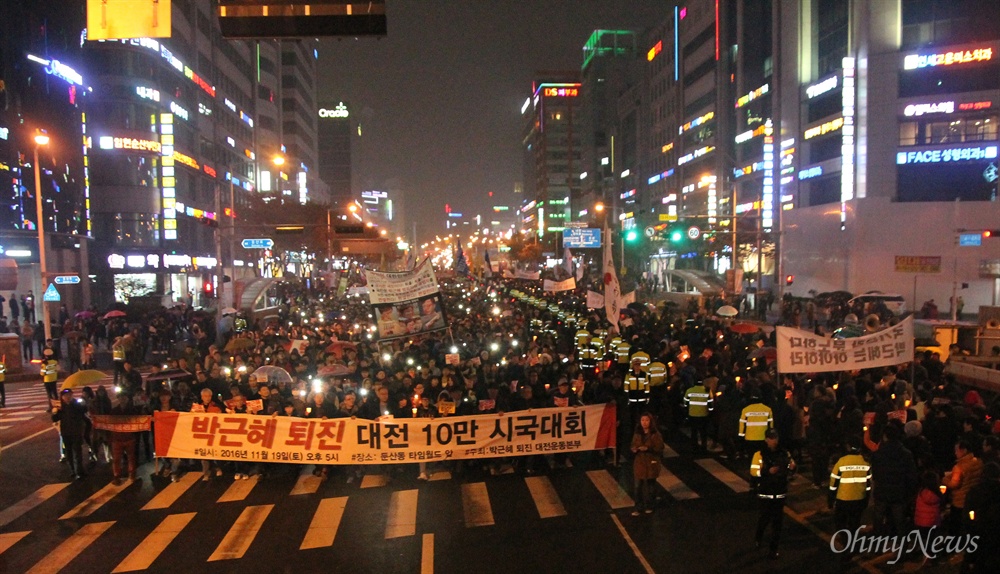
[317,100,354,208]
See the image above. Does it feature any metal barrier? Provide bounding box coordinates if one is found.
[945,359,1000,394]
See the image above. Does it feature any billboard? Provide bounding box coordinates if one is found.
[87,0,171,40]
[563,228,601,248]
[366,259,447,340]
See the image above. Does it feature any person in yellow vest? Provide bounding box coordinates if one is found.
[112,337,126,386]
[615,338,632,368]
[575,329,591,354]
[607,334,623,360]
[740,393,774,458]
[828,437,871,537]
[42,348,60,400]
[0,355,6,408]
[750,428,796,559]
[590,334,607,368]
[625,359,650,405]
[578,342,597,379]
[684,380,714,452]
[647,361,667,388]
[630,350,651,371]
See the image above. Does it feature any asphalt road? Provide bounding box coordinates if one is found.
[0,381,963,574]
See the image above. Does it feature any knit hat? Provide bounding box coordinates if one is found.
[904,420,922,438]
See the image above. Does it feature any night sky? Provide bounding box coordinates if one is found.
[319,0,667,242]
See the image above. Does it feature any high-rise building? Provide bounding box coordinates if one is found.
[317,100,353,208]
[521,74,582,247]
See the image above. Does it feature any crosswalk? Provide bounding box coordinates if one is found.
[0,454,759,572]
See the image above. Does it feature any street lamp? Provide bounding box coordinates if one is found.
[272,154,285,167]
[33,131,52,342]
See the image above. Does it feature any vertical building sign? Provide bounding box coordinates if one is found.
[762,120,774,230]
[160,113,177,240]
[82,112,92,235]
[841,57,856,226]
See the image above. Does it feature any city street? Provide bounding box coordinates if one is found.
[0,381,958,574]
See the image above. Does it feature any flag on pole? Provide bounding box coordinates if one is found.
[405,249,416,271]
[603,226,620,330]
[562,246,573,279]
[484,250,493,278]
[455,245,470,276]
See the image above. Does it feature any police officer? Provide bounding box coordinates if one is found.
[828,436,872,538]
[740,393,774,460]
[42,348,59,400]
[112,337,126,386]
[625,358,650,407]
[684,379,714,452]
[750,428,796,559]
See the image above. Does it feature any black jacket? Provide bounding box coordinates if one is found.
[871,439,918,503]
[52,398,90,437]
[754,446,795,497]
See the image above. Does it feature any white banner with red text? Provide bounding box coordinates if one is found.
[153,404,617,464]
[776,316,914,373]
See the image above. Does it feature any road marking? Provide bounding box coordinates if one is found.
[141,472,199,510]
[0,483,71,527]
[428,470,452,481]
[662,444,679,458]
[4,426,57,449]
[360,474,389,488]
[421,533,434,574]
[111,512,196,572]
[299,497,348,550]
[207,505,273,561]
[61,480,131,519]
[586,469,634,509]
[461,482,495,527]
[525,476,567,518]
[385,489,418,539]
[290,473,322,496]
[696,458,750,493]
[217,475,260,503]
[610,513,656,574]
[0,531,30,555]
[656,468,700,500]
[26,521,115,574]
[0,417,34,423]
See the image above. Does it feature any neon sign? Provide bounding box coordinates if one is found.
[804,117,844,140]
[136,86,160,102]
[677,146,715,165]
[903,48,992,70]
[798,166,823,180]
[170,101,190,121]
[841,57,856,222]
[735,84,769,108]
[806,75,838,99]
[319,102,350,118]
[647,41,662,62]
[98,136,161,153]
[172,151,199,170]
[895,145,997,165]
[904,101,955,116]
[26,54,84,86]
[543,87,579,97]
[679,111,714,134]
[184,67,215,97]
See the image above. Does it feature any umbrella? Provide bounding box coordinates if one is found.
[60,369,107,391]
[221,307,237,315]
[74,311,96,319]
[318,364,352,376]
[716,305,739,317]
[225,338,257,352]
[814,291,853,307]
[103,310,126,320]
[626,302,647,312]
[749,347,778,363]
[253,365,293,384]
[730,322,759,335]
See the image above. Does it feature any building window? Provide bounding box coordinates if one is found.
[115,213,159,247]
[898,115,998,146]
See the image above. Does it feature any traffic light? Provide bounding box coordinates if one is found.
[204,281,214,297]
[669,229,683,243]
[625,230,639,242]
[785,274,794,286]
[984,230,1000,238]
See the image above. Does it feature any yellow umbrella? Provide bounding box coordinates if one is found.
[60,369,107,391]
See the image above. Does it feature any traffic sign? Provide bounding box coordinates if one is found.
[241,238,274,249]
[562,228,601,248]
[687,226,701,240]
[43,283,60,302]
[54,275,80,285]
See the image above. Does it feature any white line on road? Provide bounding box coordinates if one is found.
[207,505,273,561]
[385,489,418,539]
[421,533,434,574]
[360,474,389,488]
[26,521,115,574]
[61,480,131,520]
[662,444,679,458]
[696,458,750,493]
[299,496,348,550]
[217,475,260,503]
[4,426,56,449]
[610,513,656,574]
[586,469,634,509]
[461,482,495,527]
[290,472,322,496]
[141,472,199,510]
[656,468,700,500]
[0,531,30,555]
[0,482,71,527]
[111,512,196,572]
[525,476,567,518]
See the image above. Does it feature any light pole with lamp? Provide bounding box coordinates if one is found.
[33,131,53,342]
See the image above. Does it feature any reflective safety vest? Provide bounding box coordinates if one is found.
[43,360,59,383]
[593,329,608,344]
[684,384,714,417]
[615,341,632,364]
[575,330,591,351]
[607,336,623,356]
[0,360,5,383]
[829,453,872,501]
[630,351,650,370]
[739,402,774,441]
[565,315,577,326]
[112,345,125,362]
[625,371,649,403]
[647,362,667,387]
[578,346,597,367]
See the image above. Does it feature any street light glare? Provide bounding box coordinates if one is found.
[34,134,50,146]
[594,203,604,212]
[272,155,285,166]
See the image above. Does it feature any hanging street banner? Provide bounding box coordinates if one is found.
[91,415,152,433]
[586,290,605,309]
[87,0,171,40]
[894,255,942,273]
[543,277,576,292]
[366,258,447,340]
[504,269,541,281]
[153,404,617,464]
[776,316,914,373]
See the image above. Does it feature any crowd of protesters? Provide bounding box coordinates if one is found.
[43,265,1000,570]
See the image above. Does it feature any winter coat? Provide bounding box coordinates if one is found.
[913,488,942,528]
[631,430,664,480]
